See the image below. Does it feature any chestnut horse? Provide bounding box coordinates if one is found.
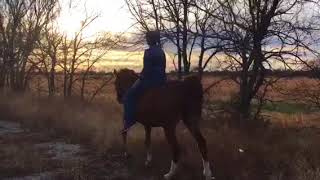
[113,69,212,180]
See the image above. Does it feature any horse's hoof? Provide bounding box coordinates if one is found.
[205,176,215,180]
[124,152,131,159]
[163,173,174,180]
[164,161,178,180]
[203,161,213,180]
[205,176,214,180]
[203,170,213,180]
[145,160,152,167]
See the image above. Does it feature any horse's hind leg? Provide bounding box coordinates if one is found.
[144,125,152,166]
[184,117,212,180]
[163,126,180,180]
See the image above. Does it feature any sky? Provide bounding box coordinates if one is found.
[56,0,317,71]
[57,0,147,71]
[58,0,135,37]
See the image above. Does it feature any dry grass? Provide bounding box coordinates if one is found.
[0,93,123,152]
[0,75,320,179]
[202,76,320,103]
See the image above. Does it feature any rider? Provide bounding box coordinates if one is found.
[121,30,167,133]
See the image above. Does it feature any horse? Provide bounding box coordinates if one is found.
[113,68,212,180]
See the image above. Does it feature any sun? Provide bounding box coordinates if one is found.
[58,12,82,37]
[57,0,135,38]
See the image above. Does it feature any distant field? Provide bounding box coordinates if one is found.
[26,73,320,128]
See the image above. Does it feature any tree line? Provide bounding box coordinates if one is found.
[126,0,320,121]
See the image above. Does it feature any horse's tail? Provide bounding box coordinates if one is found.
[182,75,203,120]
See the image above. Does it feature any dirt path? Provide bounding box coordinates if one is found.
[0,120,192,180]
[0,120,87,179]
[0,120,214,180]
[0,120,133,180]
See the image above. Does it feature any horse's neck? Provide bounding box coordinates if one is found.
[124,76,138,91]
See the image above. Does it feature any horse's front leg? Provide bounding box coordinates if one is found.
[144,125,152,166]
[163,126,180,180]
[122,131,129,158]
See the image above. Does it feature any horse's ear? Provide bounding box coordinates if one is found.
[113,69,118,77]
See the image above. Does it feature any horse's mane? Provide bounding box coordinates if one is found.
[183,74,201,82]
[117,68,139,79]
[118,68,136,75]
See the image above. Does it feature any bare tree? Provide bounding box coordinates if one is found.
[47,13,121,99]
[79,32,120,100]
[0,0,59,91]
[197,0,320,120]
[57,14,100,97]
[189,0,224,78]
[125,0,223,78]
[35,24,62,96]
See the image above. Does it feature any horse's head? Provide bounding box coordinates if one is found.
[113,68,139,103]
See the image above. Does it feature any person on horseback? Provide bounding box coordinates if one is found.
[121,30,167,133]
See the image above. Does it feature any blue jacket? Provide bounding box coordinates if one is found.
[140,45,166,85]
[122,45,167,131]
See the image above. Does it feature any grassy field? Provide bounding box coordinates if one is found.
[0,75,320,180]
